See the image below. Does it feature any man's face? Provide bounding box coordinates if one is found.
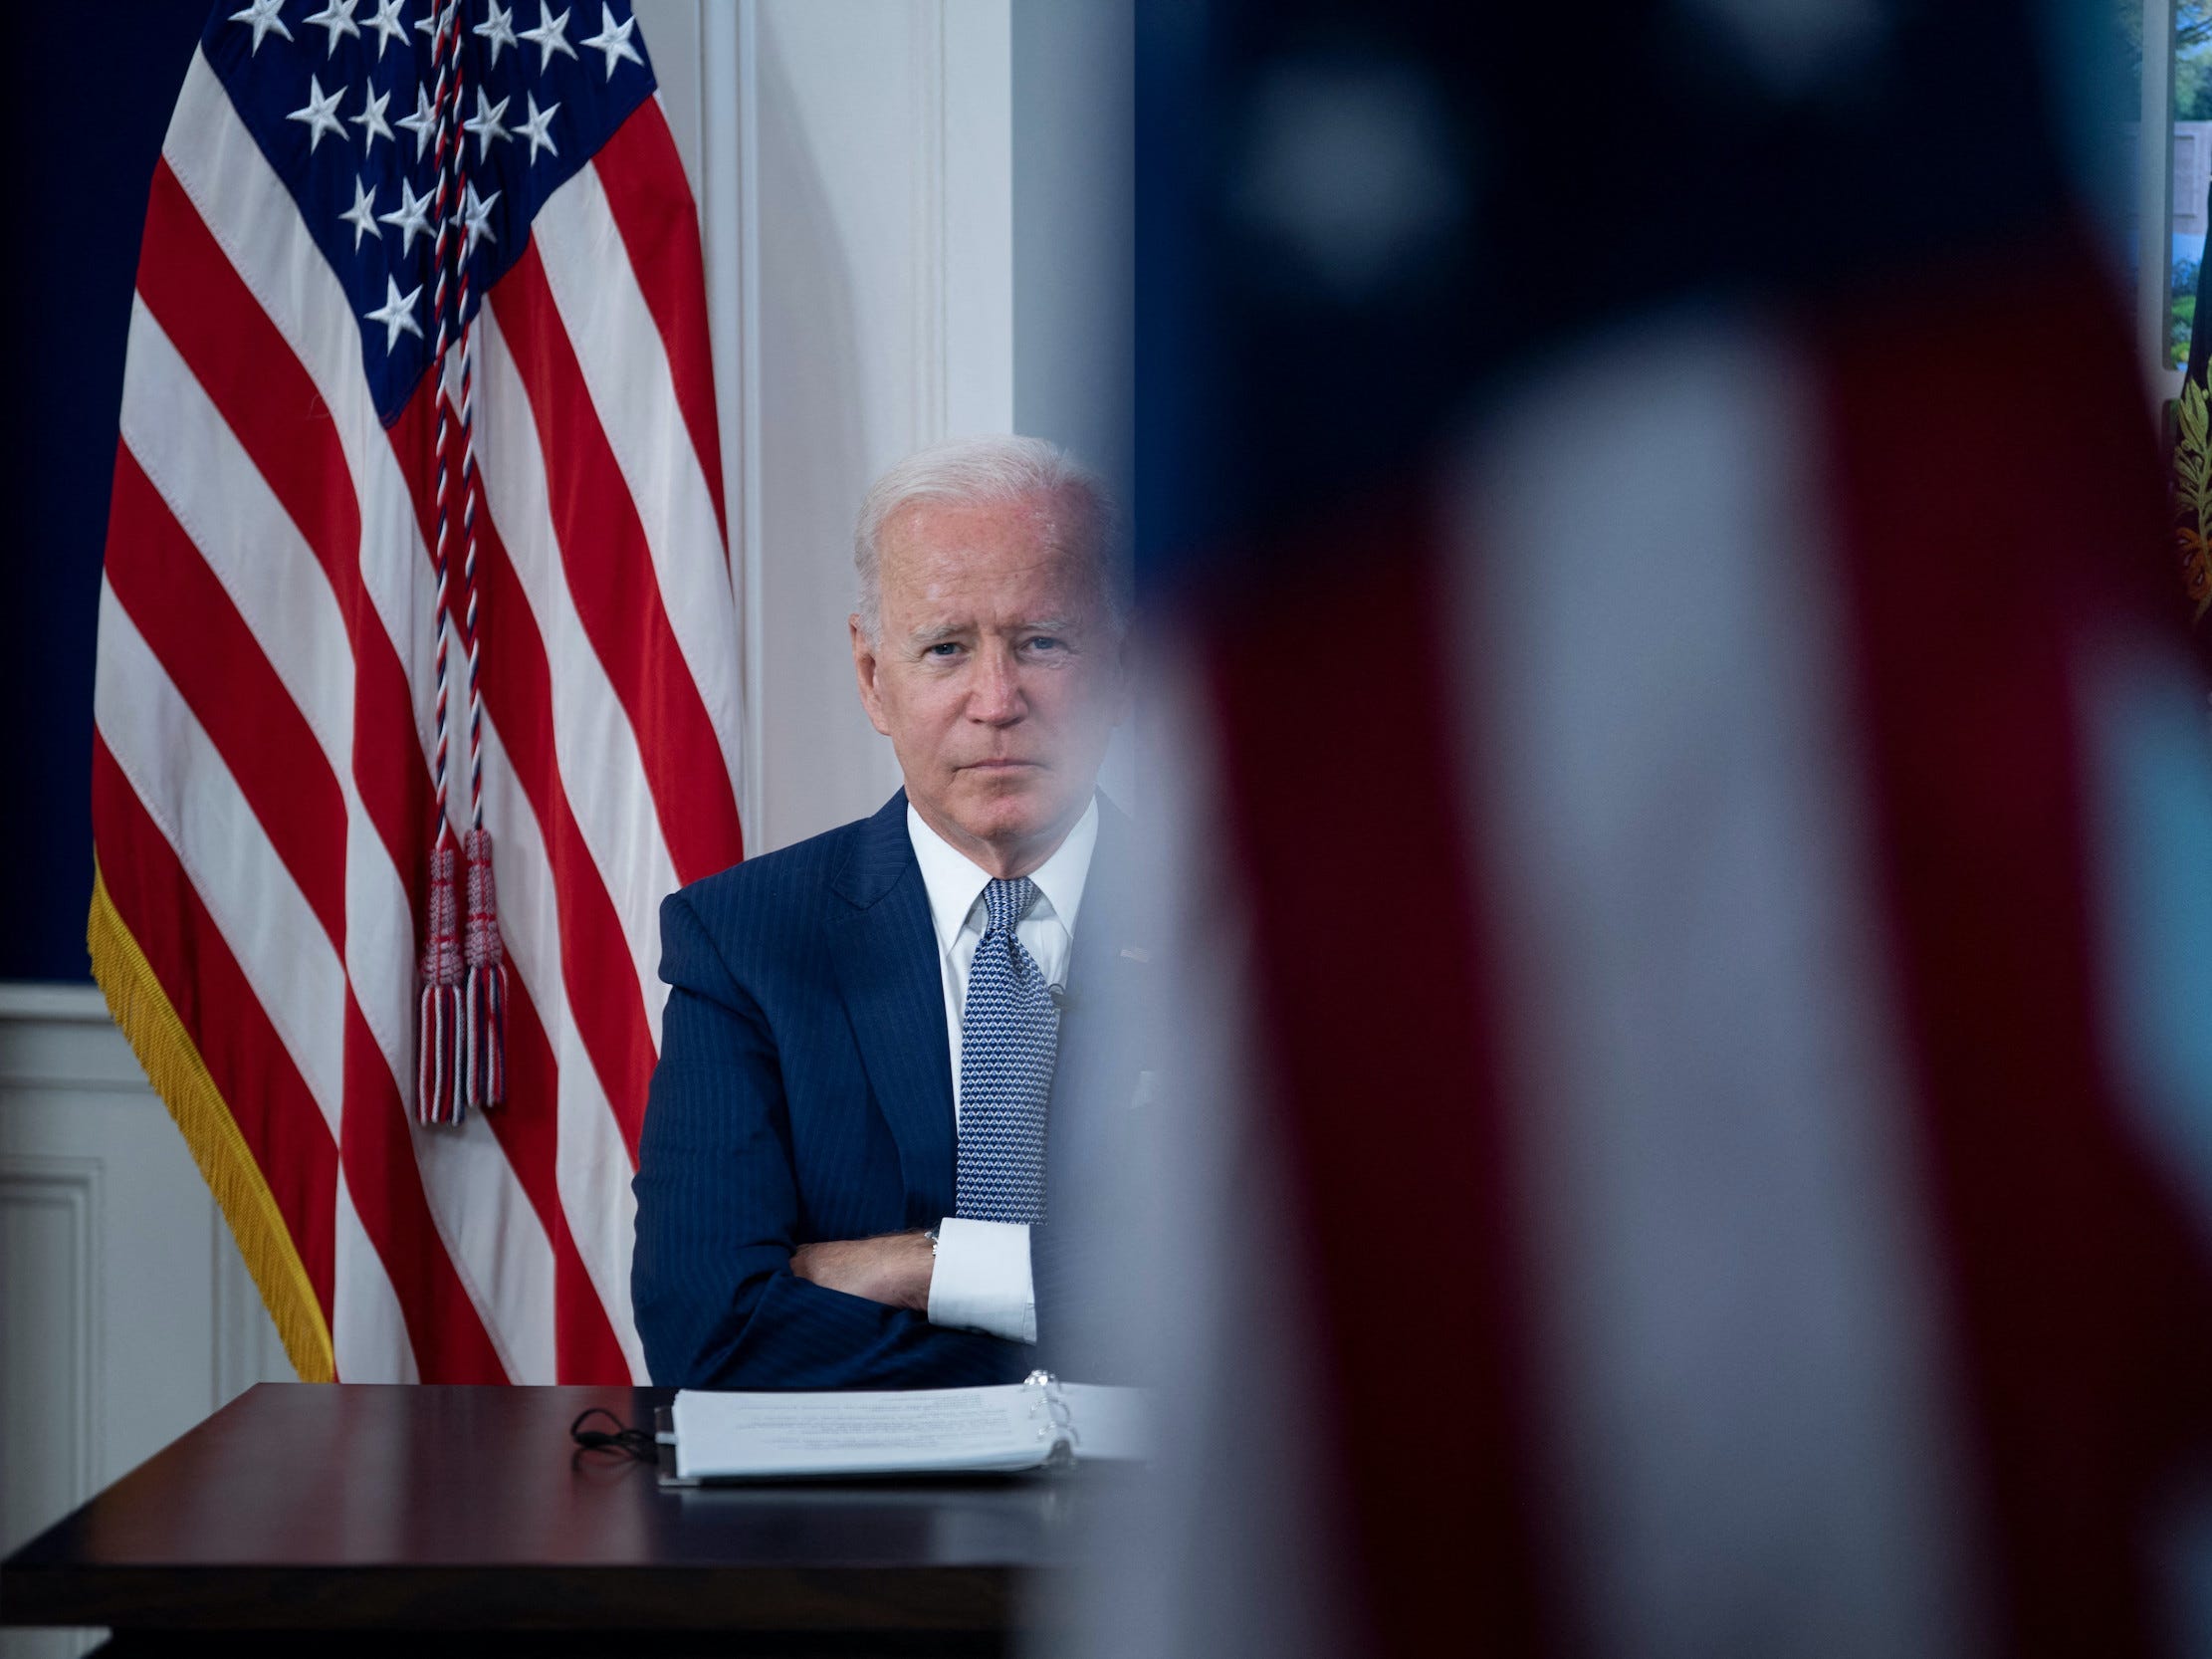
[852,490,1129,873]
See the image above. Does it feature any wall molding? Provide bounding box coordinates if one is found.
[912,0,948,443]
[0,984,141,1097]
[700,0,764,850]
[0,984,110,1025]
[0,1154,107,1505]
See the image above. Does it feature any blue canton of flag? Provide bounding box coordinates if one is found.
[202,0,657,426]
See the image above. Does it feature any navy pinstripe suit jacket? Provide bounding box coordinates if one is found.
[631,789,1151,1388]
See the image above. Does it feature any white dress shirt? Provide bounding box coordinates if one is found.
[908,796,1099,1343]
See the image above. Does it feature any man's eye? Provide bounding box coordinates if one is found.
[1026,636,1063,653]
[926,642,962,658]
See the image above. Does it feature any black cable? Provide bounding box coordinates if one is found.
[568,1405,655,1465]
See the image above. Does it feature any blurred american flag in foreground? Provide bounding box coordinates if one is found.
[1080,3,2212,1655]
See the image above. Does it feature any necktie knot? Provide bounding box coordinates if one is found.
[982,876,1036,936]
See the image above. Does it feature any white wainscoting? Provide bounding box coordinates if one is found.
[0,984,292,1659]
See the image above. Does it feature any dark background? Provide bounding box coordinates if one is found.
[3,2,210,981]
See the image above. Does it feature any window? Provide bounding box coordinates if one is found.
[2126,0,2212,398]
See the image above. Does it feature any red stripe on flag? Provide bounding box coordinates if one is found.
[592,98,730,549]
[1817,239,2212,1656]
[385,382,661,1158]
[1206,505,1566,1658]
[93,737,339,1322]
[486,243,745,884]
[496,982,633,1383]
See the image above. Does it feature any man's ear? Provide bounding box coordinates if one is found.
[851,615,894,738]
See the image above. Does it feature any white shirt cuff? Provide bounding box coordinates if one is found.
[926,1218,1036,1343]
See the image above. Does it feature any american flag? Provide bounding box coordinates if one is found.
[88,0,742,1384]
[1086,5,2212,1655]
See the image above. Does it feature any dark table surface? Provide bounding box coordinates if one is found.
[0,1383,1109,1653]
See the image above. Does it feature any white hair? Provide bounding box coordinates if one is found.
[853,434,1125,644]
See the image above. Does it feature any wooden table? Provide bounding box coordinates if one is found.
[0,1382,1105,1656]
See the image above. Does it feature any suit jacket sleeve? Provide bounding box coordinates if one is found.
[631,887,1018,1389]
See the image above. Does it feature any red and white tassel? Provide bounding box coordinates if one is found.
[417,840,465,1124]
[463,827,507,1110]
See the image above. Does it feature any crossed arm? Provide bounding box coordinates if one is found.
[789,1231,935,1309]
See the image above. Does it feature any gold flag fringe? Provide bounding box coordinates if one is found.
[87,860,335,1382]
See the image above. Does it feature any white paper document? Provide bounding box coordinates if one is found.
[668,1379,1150,1481]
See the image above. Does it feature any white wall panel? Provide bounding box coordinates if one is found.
[0,986,291,1659]
[727,0,1018,851]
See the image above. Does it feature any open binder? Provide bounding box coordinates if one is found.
[655,1370,1147,1484]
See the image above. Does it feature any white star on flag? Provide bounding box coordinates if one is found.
[464,181,501,258]
[398,83,437,160]
[583,5,642,80]
[305,0,361,56]
[364,274,423,352]
[521,4,578,69]
[465,87,513,160]
[517,92,560,163]
[475,1,520,68]
[229,0,292,55]
[340,176,381,250]
[365,0,408,58]
[379,174,435,253]
[350,86,394,153]
[288,76,348,153]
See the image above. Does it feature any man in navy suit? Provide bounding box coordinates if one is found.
[632,436,1149,1388]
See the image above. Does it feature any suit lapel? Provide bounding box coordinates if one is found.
[828,793,958,1220]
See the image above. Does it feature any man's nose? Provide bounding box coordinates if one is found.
[967,646,1024,724]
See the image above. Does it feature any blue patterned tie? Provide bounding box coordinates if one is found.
[955,876,1059,1223]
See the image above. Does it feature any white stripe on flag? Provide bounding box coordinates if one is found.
[407,1102,559,1382]
[1455,317,1976,1659]
[334,1170,420,1383]
[474,305,680,1053]
[477,714,650,1380]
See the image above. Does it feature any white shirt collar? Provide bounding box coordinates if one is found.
[906,795,1100,951]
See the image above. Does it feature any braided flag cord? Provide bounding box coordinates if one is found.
[90,0,745,1383]
[414,0,507,1124]
[416,0,466,1125]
